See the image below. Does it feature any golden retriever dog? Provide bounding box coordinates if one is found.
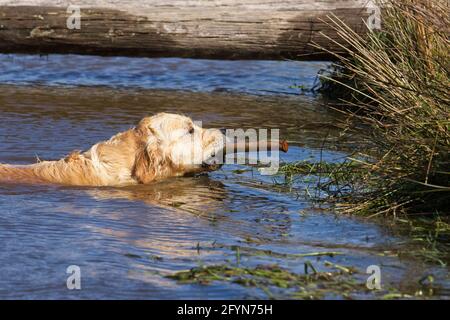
[0,113,226,186]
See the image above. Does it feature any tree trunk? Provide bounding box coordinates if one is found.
[0,0,375,60]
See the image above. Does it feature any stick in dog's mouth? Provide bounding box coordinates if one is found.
[203,139,289,169]
[223,139,289,155]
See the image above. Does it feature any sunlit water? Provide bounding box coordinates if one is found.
[0,55,448,299]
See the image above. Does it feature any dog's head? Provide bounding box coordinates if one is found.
[132,113,224,184]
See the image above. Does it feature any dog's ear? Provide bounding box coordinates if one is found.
[132,142,165,184]
[135,117,159,139]
[133,117,165,184]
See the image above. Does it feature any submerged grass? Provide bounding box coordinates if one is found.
[397,215,450,265]
[198,241,343,260]
[279,159,450,265]
[167,261,441,299]
[306,0,449,218]
[167,263,367,299]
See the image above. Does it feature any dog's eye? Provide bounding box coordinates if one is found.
[188,127,194,134]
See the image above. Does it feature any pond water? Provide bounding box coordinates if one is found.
[0,54,448,299]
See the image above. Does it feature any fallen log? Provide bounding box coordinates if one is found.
[0,0,377,60]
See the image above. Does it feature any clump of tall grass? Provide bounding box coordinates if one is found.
[313,0,449,217]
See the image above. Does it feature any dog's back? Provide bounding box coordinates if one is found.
[0,164,45,184]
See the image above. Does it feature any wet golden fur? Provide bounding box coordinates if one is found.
[0,113,223,186]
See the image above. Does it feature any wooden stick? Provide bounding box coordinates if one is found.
[225,139,289,154]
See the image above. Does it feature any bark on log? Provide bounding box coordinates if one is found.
[0,0,376,60]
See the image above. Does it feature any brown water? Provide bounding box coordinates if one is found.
[0,55,448,299]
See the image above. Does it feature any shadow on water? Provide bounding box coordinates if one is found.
[0,55,448,299]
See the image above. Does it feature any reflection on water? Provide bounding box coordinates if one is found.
[88,177,227,218]
[0,55,448,299]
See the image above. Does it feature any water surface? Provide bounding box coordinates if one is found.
[0,55,448,299]
[0,54,327,95]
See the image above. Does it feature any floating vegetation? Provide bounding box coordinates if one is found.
[196,242,343,260]
[227,245,343,260]
[167,261,441,299]
[279,159,367,197]
[167,263,369,299]
[280,160,362,176]
[397,216,450,266]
